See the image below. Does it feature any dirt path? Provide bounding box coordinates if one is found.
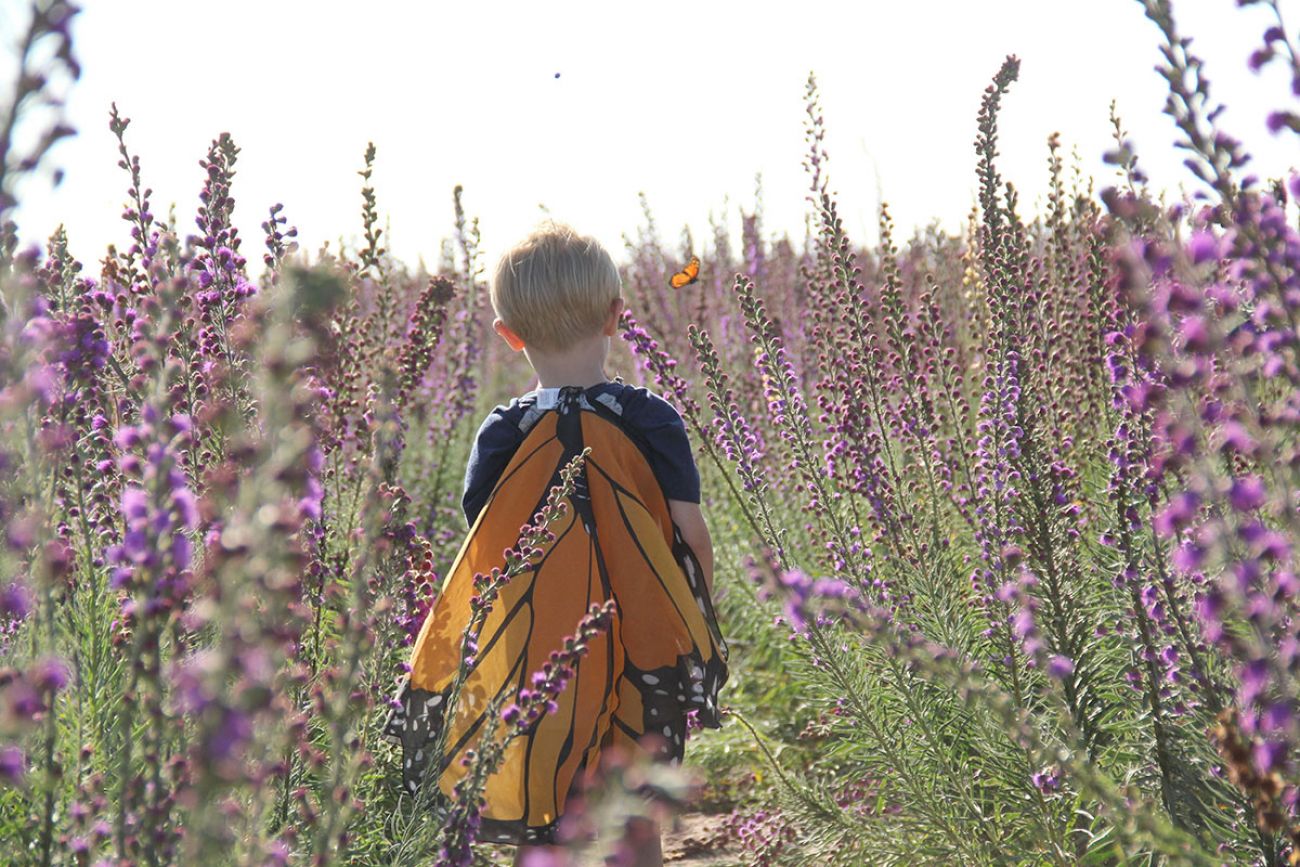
[661,812,736,865]
[494,811,738,866]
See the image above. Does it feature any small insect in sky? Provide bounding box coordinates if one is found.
[669,256,700,289]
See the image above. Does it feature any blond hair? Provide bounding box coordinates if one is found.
[491,221,621,352]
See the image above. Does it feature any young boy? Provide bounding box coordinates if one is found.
[385,222,727,867]
[464,221,713,590]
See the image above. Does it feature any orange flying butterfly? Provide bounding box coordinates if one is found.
[669,256,700,289]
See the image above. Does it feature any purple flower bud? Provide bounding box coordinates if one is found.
[1046,655,1074,679]
[1263,702,1294,732]
[121,487,148,521]
[1179,316,1213,353]
[1254,739,1288,775]
[172,488,198,528]
[0,581,31,621]
[1220,421,1256,456]
[31,656,69,693]
[1031,765,1062,795]
[0,746,24,784]
[171,534,192,569]
[1266,111,1292,134]
[1186,231,1220,265]
[4,513,38,551]
[1154,492,1200,538]
[1242,658,1270,707]
[113,425,142,450]
[1228,476,1267,513]
[1011,609,1035,640]
[207,707,253,762]
[1172,541,1205,572]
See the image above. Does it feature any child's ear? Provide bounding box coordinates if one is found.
[493,318,526,352]
[602,297,625,337]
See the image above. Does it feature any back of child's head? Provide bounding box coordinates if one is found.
[491,220,621,352]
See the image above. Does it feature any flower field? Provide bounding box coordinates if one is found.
[5,0,1300,864]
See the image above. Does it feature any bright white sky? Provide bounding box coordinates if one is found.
[7,0,1300,272]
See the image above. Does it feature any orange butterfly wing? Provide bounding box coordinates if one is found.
[383,395,728,846]
[668,256,700,289]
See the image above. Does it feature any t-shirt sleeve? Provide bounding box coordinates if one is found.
[629,391,701,503]
[462,406,523,527]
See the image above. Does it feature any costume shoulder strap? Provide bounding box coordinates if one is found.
[518,385,630,434]
[591,390,625,417]
[514,389,567,437]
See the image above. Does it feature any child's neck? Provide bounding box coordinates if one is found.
[525,334,611,389]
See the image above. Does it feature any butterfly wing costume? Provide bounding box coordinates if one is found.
[383,385,728,845]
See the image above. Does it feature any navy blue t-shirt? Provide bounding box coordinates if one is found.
[461,381,700,526]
